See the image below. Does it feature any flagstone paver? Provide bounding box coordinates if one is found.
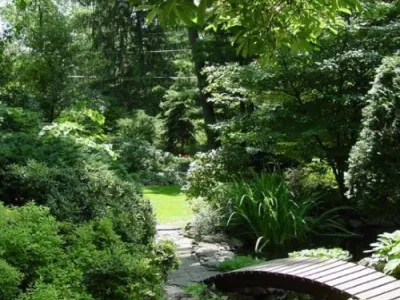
[157,226,221,299]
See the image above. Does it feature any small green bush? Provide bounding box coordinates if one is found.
[368,230,400,278]
[183,283,224,300]
[114,110,159,144]
[184,147,249,202]
[217,256,264,272]
[153,240,180,281]
[285,159,339,201]
[190,198,222,238]
[289,248,351,260]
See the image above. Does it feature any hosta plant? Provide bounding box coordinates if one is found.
[368,231,400,278]
[289,248,351,261]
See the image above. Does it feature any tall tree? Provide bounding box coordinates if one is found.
[79,0,174,115]
[138,0,361,58]
[202,0,400,200]
[161,52,198,153]
[3,0,73,121]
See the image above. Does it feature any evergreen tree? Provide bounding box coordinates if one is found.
[347,56,400,221]
[161,55,197,153]
[78,0,174,115]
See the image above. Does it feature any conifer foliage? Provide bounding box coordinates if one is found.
[347,56,400,220]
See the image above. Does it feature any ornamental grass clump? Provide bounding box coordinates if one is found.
[226,173,352,255]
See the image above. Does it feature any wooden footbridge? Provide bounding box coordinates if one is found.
[204,257,400,299]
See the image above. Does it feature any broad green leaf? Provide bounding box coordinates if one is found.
[146,8,159,24]
[338,7,352,14]
[384,259,400,275]
[196,0,208,25]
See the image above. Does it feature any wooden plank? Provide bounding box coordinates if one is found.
[296,260,347,278]
[314,264,373,284]
[354,280,400,299]
[330,268,386,288]
[262,258,320,273]
[363,287,400,300]
[343,274,397,296]
[253,257,313,272]
[288,259,339,276]
[240,258,295,271]
[279,258,331,275]
[305,262,359,281]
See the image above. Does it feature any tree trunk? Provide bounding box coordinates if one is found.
[187,27,219,149]
[313,135,348,202]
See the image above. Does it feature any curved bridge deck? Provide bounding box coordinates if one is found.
[204,257,400,300]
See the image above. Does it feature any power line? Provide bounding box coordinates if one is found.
[68,75,196,79]
[145,49,191,53]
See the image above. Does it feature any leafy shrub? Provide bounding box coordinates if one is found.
[153,240,180,281]
[0,259,22,300]
[115,138,163,173]
[0,203,63,286]
[225,173,352,255]
[114,110,159,144]
[0,103,41,132]
[347,56,400,221]
[289,248,351,260]
[217,256,264,272]
[0,132,86,169]
[1,161,155,244]
[183,283,224,300]
[0,203,178,299]
[183,283,208,298]
[112,111,187,185]
[39,106,116,162]
[285,159,338,196]
[0,105,157,245]
[190,198,222,238]
[112,111,160,174]
[184,146,249,202]
[368,230,400,278]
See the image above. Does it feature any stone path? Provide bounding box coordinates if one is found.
[157,226,221,299]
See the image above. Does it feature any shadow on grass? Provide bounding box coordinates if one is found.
[142,185,183,196]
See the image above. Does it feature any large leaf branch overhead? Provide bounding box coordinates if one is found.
[134,0,361,57]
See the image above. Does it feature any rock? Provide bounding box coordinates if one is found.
[217,250,235,258]
[358,257,381,270]
[201,258,221,269]
[193,236,238,269]
[201,233,244,249]
[183,222,195,239]
[229,238,244,249]
[202,234,226,243]
[195,243,221,257]
[349,219,363,229]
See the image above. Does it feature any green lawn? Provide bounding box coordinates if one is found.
[142,185,193,227]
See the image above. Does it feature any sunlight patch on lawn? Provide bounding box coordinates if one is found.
[142,185,193,227]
